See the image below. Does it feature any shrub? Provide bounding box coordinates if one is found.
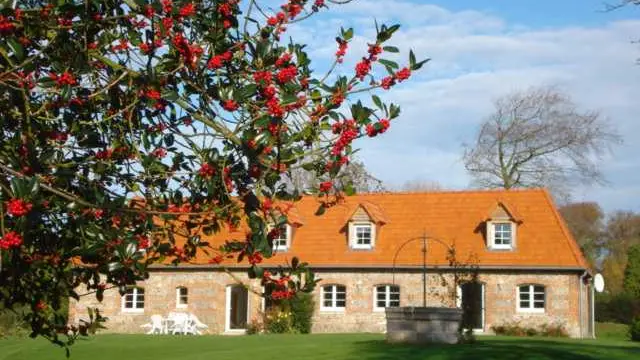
[246,315,265,335]
[629,317,640,342]
[264,309,295,334]
[540,323,569,337]
[0,307,29,338]
[491,321,567,338]
[595,293,640,324]
[284,293,315,334]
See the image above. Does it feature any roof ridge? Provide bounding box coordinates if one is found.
[301,187,548,198]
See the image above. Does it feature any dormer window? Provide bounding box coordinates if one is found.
[345,202,386,251]
[485,202,519,250]
[488,221,515,250]
[272,223,291,252]
[350,222,375,249]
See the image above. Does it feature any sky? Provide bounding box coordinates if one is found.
[281,0,640,213]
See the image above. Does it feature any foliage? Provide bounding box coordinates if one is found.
[595,293,640,325]
[559,202,605,267]
[245,316,264,335]
[283,292,314,334]
[491,321,568,338]
[629,317,640,342]
[623,245,640,297]
[0,0,426,348]
[462,86,620,199]
[264,308,294,334]
[0,307,29,338]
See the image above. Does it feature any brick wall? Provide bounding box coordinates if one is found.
[69,268,588,337]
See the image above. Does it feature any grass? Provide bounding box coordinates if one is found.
[0,334,639,360]
[596,322,629,340]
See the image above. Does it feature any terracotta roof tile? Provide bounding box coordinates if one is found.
[183,188,588,270]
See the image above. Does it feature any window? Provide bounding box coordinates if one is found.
[350,223,375,249]
[374,285,400,311]
[488,222,515,249]
[272,224,291,252]
[121,287,144,312]
[321,285,346,311]
[518,285,545,312]
[176,287,188,308]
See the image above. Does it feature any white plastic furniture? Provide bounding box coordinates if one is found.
[140,314,164,334]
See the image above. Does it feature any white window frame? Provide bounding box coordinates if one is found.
[487,221,515,250]
[517,284,546,313]
[373,285,400,311]
[176,287,188,308]
[271,223,291,252]
[121,287,145,313]
[320,284,346,312]
[349,222,375,249]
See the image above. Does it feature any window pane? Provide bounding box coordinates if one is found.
[323,300,332,307]
[520,301,530,308]
[336,300,346,308]
[336,292,346,300]
[520,293,530,300]
[534,293,545,301]
[377,300,386,308]
[336,286,346,293]
[390,293,400,301]
[389,300,400,307]
[377,293,386,301]
[533,286,545,293]
[389,286,400,293]
[534,301,544,309]
[125,301,133,308]
[137,288,145,295]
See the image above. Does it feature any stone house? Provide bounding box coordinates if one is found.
[69,188,595,337]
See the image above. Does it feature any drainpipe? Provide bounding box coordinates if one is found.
[579,271,589,339]
[591,280,596,339]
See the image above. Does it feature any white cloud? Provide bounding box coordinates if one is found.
[291,1,640,212]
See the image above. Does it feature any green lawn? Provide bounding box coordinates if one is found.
[1,334,638,360]
[595,322,630,340]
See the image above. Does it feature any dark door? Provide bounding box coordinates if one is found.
[229,286,248,330]
[461,282,484,330]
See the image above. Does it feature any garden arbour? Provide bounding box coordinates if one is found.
[0,0,427,347]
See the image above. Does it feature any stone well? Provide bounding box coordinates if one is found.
[385,307,463,344]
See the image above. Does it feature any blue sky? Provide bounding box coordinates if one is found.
[282,0,640,213]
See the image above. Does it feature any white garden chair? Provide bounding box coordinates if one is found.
[140,314,164,335]
[188,313,209,335]
[168,312,196,335]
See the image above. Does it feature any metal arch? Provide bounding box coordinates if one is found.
[391,232,454,307]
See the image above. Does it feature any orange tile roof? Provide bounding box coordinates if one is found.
[183,188,588,270]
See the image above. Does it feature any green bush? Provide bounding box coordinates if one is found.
[629,317,640,342]
[0,307,29,338]
[595,293,640,324]
[264,309,294,334]
[491,321,568,338]
[284,293,315,334]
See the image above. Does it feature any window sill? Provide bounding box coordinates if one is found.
[176,305,188,309]
[319,308,345,313]
[516,309,545,314]
[121,308,145,314]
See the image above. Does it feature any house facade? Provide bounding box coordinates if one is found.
[69,189,595,338]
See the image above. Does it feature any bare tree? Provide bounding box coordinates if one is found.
[287,159,385,194]
[400,179,444,192]
[463,86,621,197]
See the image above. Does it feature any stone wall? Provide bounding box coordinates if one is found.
[69,268,589,337]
